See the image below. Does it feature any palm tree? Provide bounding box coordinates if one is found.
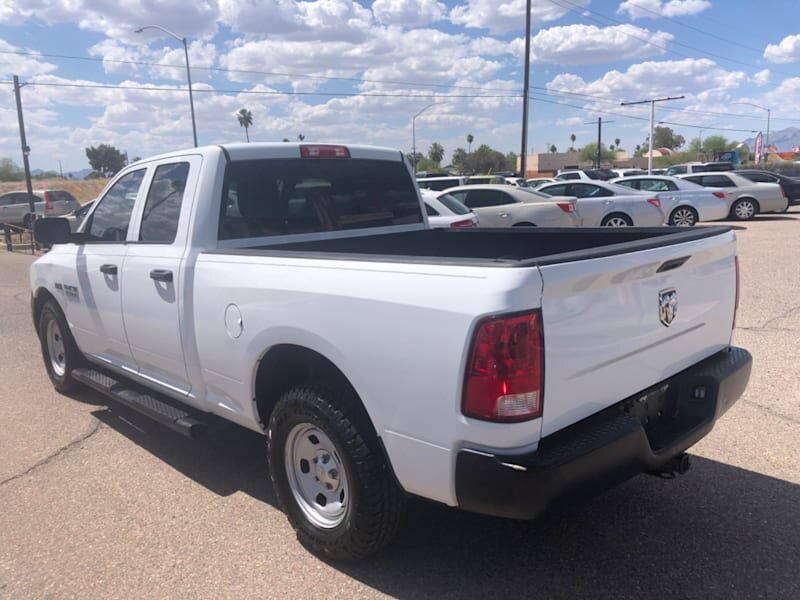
[614,138,621,152]
[467,134,474,153]
[549,144,557,153]
[236,108,253,142]
[570,133,576,151]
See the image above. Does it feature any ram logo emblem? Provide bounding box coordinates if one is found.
[659,288,678,327]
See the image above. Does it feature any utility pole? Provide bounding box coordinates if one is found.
[584,117,615,168]
[13,75,36,240]
[519,0,532,178]
[620,95,685,174]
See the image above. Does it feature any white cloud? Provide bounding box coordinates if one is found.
[450,0,590,35]
[617,0,712,20]
[556,116,585,126]
[0,40,57,78]
[530,24,673,65]
[752,69,771,86]
[547,58,747,101]
[764,34,800,64]
[0,1,219,40]
[219,0,374,41]
[372,0,446,26]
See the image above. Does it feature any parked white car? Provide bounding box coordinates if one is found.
[536,180,665,227]
[676,172,789,220]
[420,190,478,229]
[442,184,580,227]
[611,176,729,226]
[0,189,81,228]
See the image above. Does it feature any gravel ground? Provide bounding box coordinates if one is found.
[1,212,798,599]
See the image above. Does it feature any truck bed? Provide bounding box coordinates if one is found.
[211,226,731,266]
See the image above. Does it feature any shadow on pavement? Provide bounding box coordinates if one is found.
[751,215,798,221]
[90,408,799,599]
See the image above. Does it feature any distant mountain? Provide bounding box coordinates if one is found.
[66,168,93,180]
[742,127,800,152]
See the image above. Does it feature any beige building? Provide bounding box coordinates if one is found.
[521,151,649,177]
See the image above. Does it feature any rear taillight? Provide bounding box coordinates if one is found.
[463,311,543,422]
[300,144,350,158]
[556,201,576,213]
[712,191,725,200]
[44,192,53,210]
[733,256,740,330]
[647,197,661,208]
[450,218,475,228]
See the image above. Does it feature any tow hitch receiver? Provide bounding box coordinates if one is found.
[649,452,691,479]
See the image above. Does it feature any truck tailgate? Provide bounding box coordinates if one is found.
[538,229,737,437]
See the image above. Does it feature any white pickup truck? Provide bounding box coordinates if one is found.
[30,143,752,560]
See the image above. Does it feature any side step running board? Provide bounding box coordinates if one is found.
[72,368,207,439]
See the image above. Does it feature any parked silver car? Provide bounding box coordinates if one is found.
[441,184,581,227]
[536,180,664,227]
[676,172,789,220]
[610,175,729,226]
[0,189,81,228]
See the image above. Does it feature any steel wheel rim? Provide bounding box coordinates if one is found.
[672,208,696,226]
[735,201,755,219]
[46,318,67,377]
[284,423,349,529]
[604,216,629,227]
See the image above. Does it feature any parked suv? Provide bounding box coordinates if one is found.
[666,162,733,176]
[0,189,81,228]
[555,168,616,181]
[416,176,468,191]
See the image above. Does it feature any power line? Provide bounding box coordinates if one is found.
[547,0,793,78]
[0,79,521,99]
[0,49,524,95]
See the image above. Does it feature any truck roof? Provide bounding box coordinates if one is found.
[129,143,405,166]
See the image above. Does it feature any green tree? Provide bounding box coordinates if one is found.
[549,144,557,153]
[451,147,468,174]
[297,134,305,141]
[0,158,24,182]
[85,144,127,177]
[580,143,616,163]
[701,135,736,154]
[652,126,685,150]
[614,138,621,150]
[428,142,445,165]
[466,133,474,153]
[471,144,507,173]
[407,152,425,170]
[505,151,518,172]
[236,108,253,142]
[569,133,577,151]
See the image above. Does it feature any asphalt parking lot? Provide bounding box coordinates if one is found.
[1,213,798,599]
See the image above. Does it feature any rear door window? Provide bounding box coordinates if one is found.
[463,189,514,208]
[139,162,190,243]
[436,193,471,215]
[615,180,639,190]
[701,175,735,187]
[570,183,612,197]
[220,158,422,240]
[539,184,568,196]
[637,179,674,192]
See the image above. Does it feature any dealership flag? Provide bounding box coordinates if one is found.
[754,131,763,160]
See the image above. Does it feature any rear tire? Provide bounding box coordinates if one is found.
[267,384,404,560]
[601,213,633,227]
[669,206,698,227]
[37,299,85,393]
[730,198,758,220]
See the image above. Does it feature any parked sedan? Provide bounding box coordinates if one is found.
[441,184,580,228]
[676,172,788,220]
[0,189,81,228]
[610,175,728,226]
[734,170,800,207]
[420,190,478,229]
[536,180,664,227]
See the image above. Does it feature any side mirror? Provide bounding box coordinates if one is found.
[34,217,72,246]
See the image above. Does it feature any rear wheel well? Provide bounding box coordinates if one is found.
[253,345,371,433]
[738,196,760,210]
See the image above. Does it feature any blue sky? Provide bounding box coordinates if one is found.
[1,0,798,172]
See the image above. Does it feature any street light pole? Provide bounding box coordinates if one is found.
[732,102,771,162]
[411,103,438,173]
[621,95,684,174]
[136,25,198,147]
